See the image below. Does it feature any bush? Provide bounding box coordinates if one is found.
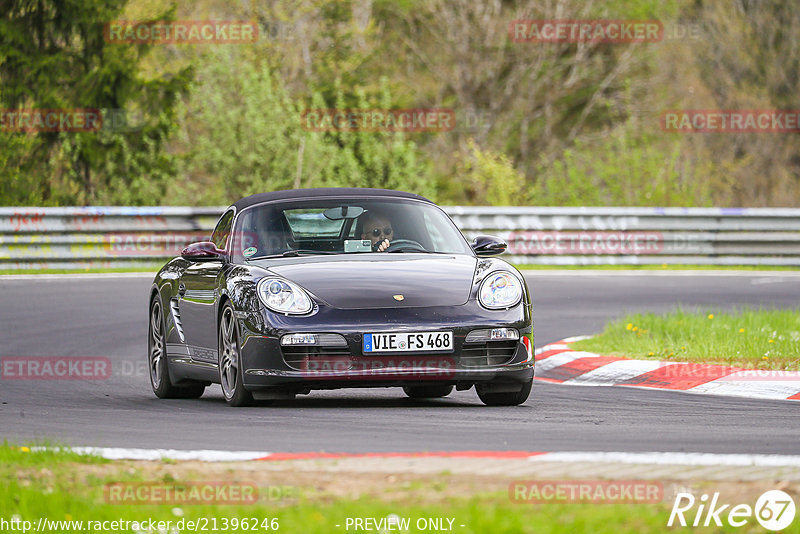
[173,49,431,204]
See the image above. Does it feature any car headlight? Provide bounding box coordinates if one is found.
[478,271,523,309]
[257,278,313,315]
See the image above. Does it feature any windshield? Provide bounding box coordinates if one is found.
[231,198,472,261]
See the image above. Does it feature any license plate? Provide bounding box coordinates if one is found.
[363,331,453,353]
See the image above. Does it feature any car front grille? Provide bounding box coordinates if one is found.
[281,346,352,371]
[459,341,518,368]
[282,341,518,371]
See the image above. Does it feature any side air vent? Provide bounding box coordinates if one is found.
[170,298,185,342]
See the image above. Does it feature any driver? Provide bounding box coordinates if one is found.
[360,211,393,252]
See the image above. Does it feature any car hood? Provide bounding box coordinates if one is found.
[262,254,477,309]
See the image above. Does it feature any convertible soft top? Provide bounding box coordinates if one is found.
[232,188,433,211]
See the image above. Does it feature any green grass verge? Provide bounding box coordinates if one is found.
[514,264,800,271]
[0,444,706,534]
[572,308,800,370]
[0,442,107,467]
[0,266,160,275]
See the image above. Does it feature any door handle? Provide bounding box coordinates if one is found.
[178,283,186,296]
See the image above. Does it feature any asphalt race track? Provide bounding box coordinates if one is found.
[1,272,798,454]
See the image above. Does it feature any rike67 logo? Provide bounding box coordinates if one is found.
[669,490,795,531]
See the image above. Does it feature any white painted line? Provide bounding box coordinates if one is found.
[688,380,800,401]
[562,359,666,386]
[0,272,155,281]
[521,270,800,277]
[530,451,800,467]
[30,446,800,466]
[719,369,800,381]
[45,447,271,462]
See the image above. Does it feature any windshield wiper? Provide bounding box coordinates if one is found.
[252,250,338,259]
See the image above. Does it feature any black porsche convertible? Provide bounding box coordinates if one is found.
[147,188,534,406]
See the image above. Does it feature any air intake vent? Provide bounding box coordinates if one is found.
[170,298,185,342]
[282,346,352,371]
[460,341,517,367]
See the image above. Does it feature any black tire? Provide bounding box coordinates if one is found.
[403,384,453,398]
[218,303,255,407]
[170,386,205,399]
[148,298,205,399]
[476,379,532,406]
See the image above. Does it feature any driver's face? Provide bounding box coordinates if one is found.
[361,216,393,245]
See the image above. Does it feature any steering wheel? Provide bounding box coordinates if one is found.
[373,238,427,253]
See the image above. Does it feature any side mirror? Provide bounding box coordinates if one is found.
[471,235,507,256]
[181,241,225,261]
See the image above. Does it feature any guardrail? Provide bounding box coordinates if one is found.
[2,206,799,269]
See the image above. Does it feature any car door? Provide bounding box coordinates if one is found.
[178,209,233,363]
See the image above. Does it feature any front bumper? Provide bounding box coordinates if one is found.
[243,344,534,390]
[237,303,534,392]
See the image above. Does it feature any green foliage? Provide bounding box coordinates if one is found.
[452,140,526,206]
[0,0,191,205]
[0,133,42,204]
[174,48,430,204]
[1,0,799,207]
[583,0,679,18]
[530,122,712,206]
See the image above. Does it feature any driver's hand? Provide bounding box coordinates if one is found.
[375,238,390,252]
